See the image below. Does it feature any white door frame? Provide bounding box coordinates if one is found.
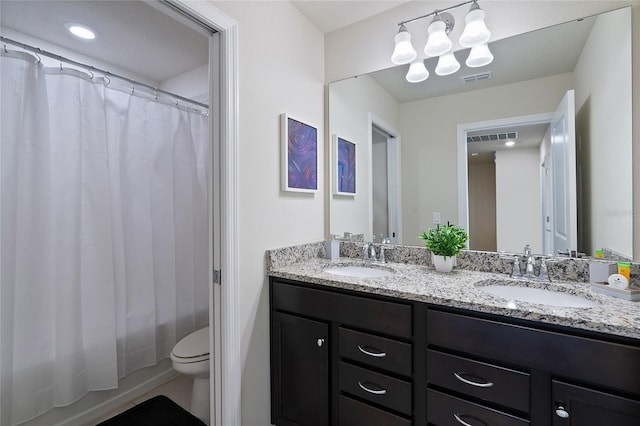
[174,2,240,426]
[457,112,553,247]
[368,113,402,244]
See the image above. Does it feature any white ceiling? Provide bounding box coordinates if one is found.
[292,0,411,33]
[0,0,209,84]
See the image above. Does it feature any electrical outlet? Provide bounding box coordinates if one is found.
[433,212,441,224]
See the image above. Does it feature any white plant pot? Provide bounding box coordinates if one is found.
[432,254,456,273]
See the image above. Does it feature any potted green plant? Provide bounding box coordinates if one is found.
[419,223,469,272]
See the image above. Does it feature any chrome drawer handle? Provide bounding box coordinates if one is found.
[357,381,387,395]
[454,372,494,388]
[454,413,487,426]
[357,345,387,358]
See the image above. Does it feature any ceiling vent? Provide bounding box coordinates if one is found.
[467,131,517,144]
[461,71,493,84]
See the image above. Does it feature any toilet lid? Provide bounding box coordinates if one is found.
[172,326,209,359]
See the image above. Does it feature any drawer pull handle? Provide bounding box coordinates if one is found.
[453,372,494,388]
[453,413,487,426]
[357,381,387,395]
[357,345,387,358]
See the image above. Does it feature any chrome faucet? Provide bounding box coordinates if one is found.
[524,244,535,279]
[363,242,377,262]
[363,241,391,263]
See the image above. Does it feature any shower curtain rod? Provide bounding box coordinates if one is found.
[1,36,209,110]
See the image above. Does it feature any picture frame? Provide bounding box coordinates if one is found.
[333,134,356,196]
[280,113,318,193]
[281,114,318,193]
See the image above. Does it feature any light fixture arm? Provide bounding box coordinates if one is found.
[397,0,475,27]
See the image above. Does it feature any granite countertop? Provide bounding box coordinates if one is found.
[268,256,640,340]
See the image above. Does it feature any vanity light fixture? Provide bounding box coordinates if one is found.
[424,13,453,57]
[391,24,417,65]
[435,51,461,76]
[459,1,491,47]
[65,22,96,40]
[406,60,429,83]
[466,43,494,67]
[392,0,493,83]
[505,140,515,147]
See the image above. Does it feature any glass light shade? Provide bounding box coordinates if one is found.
[459,7,490,47]
[435,51,460,76]
[391,29,417,65]
[406,60,429,83]
[424,20,452,57]
[465,44,494,67]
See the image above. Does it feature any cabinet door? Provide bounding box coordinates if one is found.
[552,380,640,425]
[271,312,329,426]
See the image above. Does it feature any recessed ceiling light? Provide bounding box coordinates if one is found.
[505,141,515,147]
[65,22,96,40]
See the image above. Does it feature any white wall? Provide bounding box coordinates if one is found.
[328,74,400,240]
[210,2,324,425]
[160,64,209,103]
[495,149,542,253]
[574,7,633,258]
[399,73,573,245]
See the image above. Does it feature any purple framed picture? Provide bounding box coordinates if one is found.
[281,114,318,193]
[333,134,356,196]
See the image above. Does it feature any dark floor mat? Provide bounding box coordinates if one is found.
[96,395,206,426]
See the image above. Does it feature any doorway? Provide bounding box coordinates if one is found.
[457,90,576,255]
[369,114,402,244]
[0,1,240,425]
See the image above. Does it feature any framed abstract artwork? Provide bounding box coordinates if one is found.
[281,114,318,193]
[333,134,356,196]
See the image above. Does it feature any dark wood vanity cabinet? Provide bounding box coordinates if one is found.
[270,277,640,425]
[271,311,330,426]
[270,278,415,426]
[426,308,640,425]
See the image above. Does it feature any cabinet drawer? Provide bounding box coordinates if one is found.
[273,281,412,338]
[427,389,530,426]
[339,362,412,416]
[338,395,412,426]
[427,349,529,413]
[339,327,412,377]
[427,309,640,395]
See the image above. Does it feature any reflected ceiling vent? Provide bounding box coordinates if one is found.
[467,131,517,143]
[461,71,493,84]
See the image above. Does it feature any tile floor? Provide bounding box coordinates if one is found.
[85,376,194,425]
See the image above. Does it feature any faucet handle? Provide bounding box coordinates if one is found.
[536,260,551,282]
[511,255,523,278]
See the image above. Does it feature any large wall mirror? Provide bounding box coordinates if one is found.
[328,6,633,260]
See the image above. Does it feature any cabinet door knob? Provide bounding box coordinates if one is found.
[317,338,325,347]
[555,405,570,418]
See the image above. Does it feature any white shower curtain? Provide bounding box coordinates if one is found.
[1,52,210,425]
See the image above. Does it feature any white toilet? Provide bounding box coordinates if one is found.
[171,326,210,423]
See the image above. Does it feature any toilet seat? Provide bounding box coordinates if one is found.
[170,326,210,364]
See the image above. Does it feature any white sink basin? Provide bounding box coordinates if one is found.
[479,284,599,308]
[323,265,394,278]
